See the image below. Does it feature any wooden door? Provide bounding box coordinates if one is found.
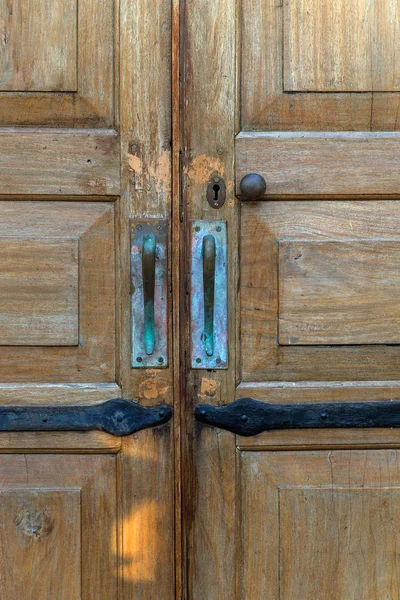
[181,0,400,598]
[0,0,175,598]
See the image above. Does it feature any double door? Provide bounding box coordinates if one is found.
[2,0,400,598]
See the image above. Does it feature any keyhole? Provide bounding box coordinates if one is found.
[213,184,220,204]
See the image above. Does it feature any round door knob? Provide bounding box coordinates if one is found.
[239,173,267,200]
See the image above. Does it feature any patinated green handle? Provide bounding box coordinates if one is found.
[142,233,156,355]
[202,235,216,357]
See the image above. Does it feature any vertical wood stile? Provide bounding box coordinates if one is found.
[181,0,239,596]
[119,0,175,597]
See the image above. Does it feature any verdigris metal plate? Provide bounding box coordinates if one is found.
[190,220,228,369]
[131,220,168,368]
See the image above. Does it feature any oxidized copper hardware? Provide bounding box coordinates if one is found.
[206,175,226,209]
[131,220,168,367]
[195,398,400,436]
[239,173,267,200]
[191,221,228,369]
[0,399,172,437]
[142,233,156,355]
[202,235,216,357]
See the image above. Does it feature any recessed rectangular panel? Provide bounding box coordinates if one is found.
[240,0,400,129]
[0,238,78,346]
[284,0,400,92]
[278,241,400,345]
[0,489,81,600]
[240,201,400,382]
[241,450,400,600]
[280,487,400,599]
[0,201,115,382]
[0,0,77,92]
[0,454,117,599]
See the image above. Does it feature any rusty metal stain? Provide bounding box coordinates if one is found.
[190,220,228,369]
[131,220,168,368]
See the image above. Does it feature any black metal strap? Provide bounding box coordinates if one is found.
[195,398,400,437]
[0,399,172,436]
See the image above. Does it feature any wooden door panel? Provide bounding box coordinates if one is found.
[0,0,114,127]
[240,450,400,600]
[0,453,117,599]
[0,0,77,92]
[0,201,115,382]
[285,0,400,92]
[241,200,400,381]
[240,0,400,130]
[0,130,119,196]
[0,237,79,346]
[236,133,400,197]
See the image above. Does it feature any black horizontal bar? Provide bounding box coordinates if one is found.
[195,398,400,437]
[0,399,172,437]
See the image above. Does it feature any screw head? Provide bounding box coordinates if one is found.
[158,357,164,364]
[320,411,328,419]
[214,177,220,183]
[159,409,165,418]
[136,224,142,230]
[241,415,249,423]
[136,356,143,363]
[196,357,201,364]
[216,357,222,364]
[216,226,222,232]
[131,144,137,151]
[157,224,162,230]
[195,226,200,232]
[42,416,48,423]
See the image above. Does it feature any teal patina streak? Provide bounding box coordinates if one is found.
[142,233,156,355]
[202,234,216,357]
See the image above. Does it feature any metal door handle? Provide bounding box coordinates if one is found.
[142,233,156,355]
[191,221,227,369]
[202,235,216,356]
[195,398,400,436]
[239,173,267,200]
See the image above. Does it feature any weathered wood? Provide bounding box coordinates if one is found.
[0,201,115,382]
[0,130,120,195]
[240,0,400,130]
[285,0,400,92]
[279,241,400,345]
[0,489,81,600]
[0,238,78,346]
[241,451,400,599]
[119,0,173,404]
[241,200,400,382]
[0,455,117,599]
[118,1,176,599]
[0,0,77,92]
[0,1,175,597]
[120,428,175,600]
[0,0,114,127]
[182,0,238,595]
[236,132,400,197]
